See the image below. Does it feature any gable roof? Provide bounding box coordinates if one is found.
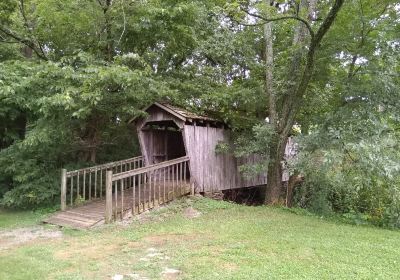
[155,102,217,122]
[130,102,224,126]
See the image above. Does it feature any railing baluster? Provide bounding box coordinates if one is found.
[153,170,156,206]
[94,169,97,198]
[181,162,184,194]
[70,175,74,206]
[172,165,175,199]
[163,167,166,204]
[179,162,182,195]
[121,179,124,219]
[82,170,85,200]
[148,171,152,208]
[77,171,80,200]
[138,173,142,213]
[61,169,67,211]
[89,169,92,200]
[158,169,161,205]
[129,162,132,188]
[132,174,136,215]
[177,164,179,197]
[167,165,171,201]
[184,161,187,193]
[144,172,148,209]
[114,181,118,219]
[100,169,103,199]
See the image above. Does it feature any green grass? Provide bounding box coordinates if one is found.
[0,208,47,229]
[0,197,399,280]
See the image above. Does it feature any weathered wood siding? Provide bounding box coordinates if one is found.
[139,130,186,165]
[137,105,185,166]
[135,103,299,192]
[183,125,267,192]
[144,105,184,128]
[237,154,268,188]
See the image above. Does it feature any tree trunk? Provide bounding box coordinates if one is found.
[286,173,304,207]
[265,134,288,204]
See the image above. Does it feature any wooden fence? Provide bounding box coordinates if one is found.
[105,156,190,223]
[60,156,144,211]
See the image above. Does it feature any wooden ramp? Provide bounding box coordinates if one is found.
[44,180,190,229]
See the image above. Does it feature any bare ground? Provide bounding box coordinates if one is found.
[0,226,63,250]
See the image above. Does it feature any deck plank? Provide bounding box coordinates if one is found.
[44,180,190,229]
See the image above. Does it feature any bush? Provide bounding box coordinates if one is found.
[293,134,400,229]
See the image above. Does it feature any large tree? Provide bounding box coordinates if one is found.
[226,0,344,204]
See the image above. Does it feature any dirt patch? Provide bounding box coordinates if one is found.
[0,226,63,250]
[143,233,197,246]
[55,240,140,261]
[183,207,201,219]
[161,267,181,280]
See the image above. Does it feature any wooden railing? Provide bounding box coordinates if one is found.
[60,156,144,210]
[105,156,191,223]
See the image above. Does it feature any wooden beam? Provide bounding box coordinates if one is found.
[112,156,189,181]
[105,170,113,224]
[153,102,187,121]
[61,169,67,211]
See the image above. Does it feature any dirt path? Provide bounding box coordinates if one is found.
[0,226,63,250]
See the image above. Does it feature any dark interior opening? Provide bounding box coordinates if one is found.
[141,120,187,164]
[219,186,266,206]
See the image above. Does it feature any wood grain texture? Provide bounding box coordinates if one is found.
[46,178,191,229]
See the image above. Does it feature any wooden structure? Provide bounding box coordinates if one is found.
[135,102,267,193]
[45,156,191,228]
[45,102,289,229]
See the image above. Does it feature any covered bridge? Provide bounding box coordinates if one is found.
[135,102,267,193]
[46,102,287,228]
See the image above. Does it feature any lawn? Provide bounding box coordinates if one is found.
[0,197,399,280]
[0,208,48,229]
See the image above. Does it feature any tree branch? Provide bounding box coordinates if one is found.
[0,26,48,60]
[241,8,315,39]
[13,0,48,60]
[281,0,345,136]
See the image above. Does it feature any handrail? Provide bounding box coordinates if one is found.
[66,156,144,176]
[112,156,189,181]
[61,155,144,211]
[105,156,191,223]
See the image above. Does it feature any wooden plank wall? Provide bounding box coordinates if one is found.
[139,130,186,166]
[183,125,267,192]
[237,154,268,188]
[145,106,184,128]
[137,106,185,166]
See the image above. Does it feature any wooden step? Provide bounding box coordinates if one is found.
[44,211,104,229]
[44,217,93,229]
[64,210,103,220]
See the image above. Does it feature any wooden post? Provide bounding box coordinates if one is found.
[121,179,124,219]
[70,175,74,206]
[89,170,92,200]
[132,175,136,215]
[94,169,97,198]
[138,174,141,213]
[61,169,67,211]
[105,170,113,224]
[100,169,103,199]
[163,167,166,203]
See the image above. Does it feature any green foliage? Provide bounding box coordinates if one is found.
[0,0,399,225]
[234,123,275,177]
[0,53,163,207]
